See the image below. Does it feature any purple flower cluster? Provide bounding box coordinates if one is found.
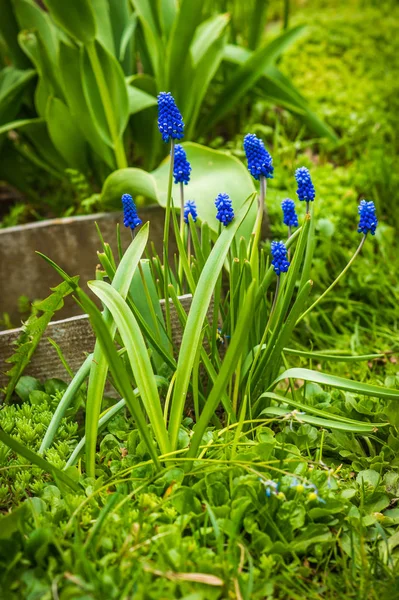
[122,194,142,230]
[271,241,290,275]
[157,92,184,143]
[173,144,191,185]
[295,167,315,203]
[357,200,378,235]
[215,193,234,226]
[183,200,197,224]
[281,198,298,227]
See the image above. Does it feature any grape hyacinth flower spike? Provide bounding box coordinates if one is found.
[243,133,274,273]
[174,144,192,232]
[271,241,290,276]
[295,166,315,214]
[122,194,142,237]
[157,92,184,144]
[215,193,234,227]
[358,200,378,236]
[183,200,197,224]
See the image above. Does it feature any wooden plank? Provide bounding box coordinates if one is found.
[0,206,173,325]
[0,295,200,390]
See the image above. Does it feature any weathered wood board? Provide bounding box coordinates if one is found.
[0,295,195,390]
[0,206,173,326]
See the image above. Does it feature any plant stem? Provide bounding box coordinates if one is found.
[180,182,185,235]
[296,235,366,325]
[87,42,127,170]
[163,140,175,342]
[250,175,267,278]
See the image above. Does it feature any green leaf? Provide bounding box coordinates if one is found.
[202,25,306,133]
[44,0,96,43]
[89,280,170,455]
[269,368,399,401]
[261,406,381,432]
[92,0,115,55]
[15,0,60,62]
[0,67,36,124]
[85,223,151,477]
[258,392,388,431]
[0,0,31,68]
[58,41,115,170]
[127,84,157,114]
[131,0,163,84]
[168,195,255,449]
[46,96,88,171]
[165,0,203,90]
[101,142,257,237]
[82,40,129,148]
[187,280,257,462]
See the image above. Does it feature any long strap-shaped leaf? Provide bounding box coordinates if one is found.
[186,280,256,463]
[268,368,399,401]
[88,280,171,455]
[168,194,255,450]
[85,223,150,477]
[257,392,388,430]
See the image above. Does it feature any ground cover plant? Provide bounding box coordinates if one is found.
[1,82,399,599]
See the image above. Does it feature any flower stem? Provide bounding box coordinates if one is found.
[163,140,175,342]
[296,234,366,325]
[250,175,267,278]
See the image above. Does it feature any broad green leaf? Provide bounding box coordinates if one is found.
[46,96,88,171]
[44,0,96,43]
[82,40,129,148]
[166,0,203,90]
[58,41,115,169]
[223,45,337,141]
[127,84,157,114]
[92,0,115,55]
[159,0,177,38]
[89,280,171,455]
[168,195,255,449]
[269,368,399,401]
[21,118,67,172]
[152,143,257,238]
[283,348,386,362]
[119,12,137,71]
[15,0,60,60]
[0,67,35,124]
[0,427,80,491]
[101,143,256,237]
[202,25,307,133]
[184,14,229,137]
[130,0,163,84]
[0,0,31,68]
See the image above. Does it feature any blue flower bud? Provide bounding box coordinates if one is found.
[281,198,298,227]
[122,194,142,230]
[357,200,378,235]
[215,193,234,226]
[184,200,197,224]
[157,92,184,143]
[173,144,191,185]
[243,133,274,180]
[271,240,290,275]
[295,167,315,203]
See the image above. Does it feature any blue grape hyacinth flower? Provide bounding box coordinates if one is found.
[271,241,290,275]
[215,193,234,226]
[358,200,378,235]
[183,200,197,224]
[157,92,184,143]
[243,133,274,180]
[281,198,298,228]
[122,194,142,230]
[173,144,191,185]
[295,167,315,203]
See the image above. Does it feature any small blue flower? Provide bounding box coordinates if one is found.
[243,133,274,180]
[358,200,378,235]
[173,144,191,185]
[183,200,197,224]
[281,198,298,227]
[157,92,184,143]
[215,193,234,226]
[122,194,142,230]
[295,167,315,203]
[271,241,290,275]
[261,479,279,498]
